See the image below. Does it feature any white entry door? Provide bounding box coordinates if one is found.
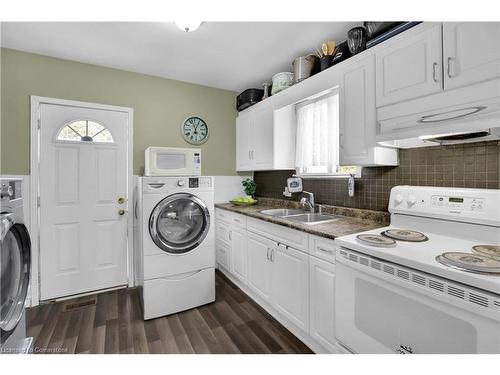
[38,101,131,300]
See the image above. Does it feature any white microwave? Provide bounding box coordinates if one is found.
[144,147,201,176]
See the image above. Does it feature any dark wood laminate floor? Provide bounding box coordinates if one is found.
[27,271,313,354]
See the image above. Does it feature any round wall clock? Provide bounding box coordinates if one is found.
[181,116,209,145]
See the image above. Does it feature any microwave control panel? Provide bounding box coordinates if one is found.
[193,152,201,174]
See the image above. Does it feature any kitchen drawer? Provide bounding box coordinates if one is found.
[309,235,336,264]
[216,241,231,271]
[216,221,231,245]
[247,217,308,253]
[215,209,246,228]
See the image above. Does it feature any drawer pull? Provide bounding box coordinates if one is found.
[317,247,333,253]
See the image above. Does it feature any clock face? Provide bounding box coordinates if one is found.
[181,116,209,145]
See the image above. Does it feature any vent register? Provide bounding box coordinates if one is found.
[338,248,500,311]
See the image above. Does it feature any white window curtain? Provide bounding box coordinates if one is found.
[295,92,339,174]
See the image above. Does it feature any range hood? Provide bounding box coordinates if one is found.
[376,79,500,148]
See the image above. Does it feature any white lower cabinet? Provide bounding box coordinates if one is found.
[215,208,339,353]
[247,232,273,303]
[215,240,230,271]
[272,244,310,332]
[229,226,247,283]
[309,256,337,352]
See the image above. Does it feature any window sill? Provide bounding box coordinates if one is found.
[294,172,361,179]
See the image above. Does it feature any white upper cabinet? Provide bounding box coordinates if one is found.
[236,98,295,172]
[251,101,274,169]
[235,111,253,170]
[339,55,398,166]
[443,22,500,90]
[375,23,443,107]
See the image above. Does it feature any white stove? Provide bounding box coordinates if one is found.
[334,186,500,354]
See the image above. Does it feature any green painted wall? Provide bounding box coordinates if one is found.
[0,48,238,175]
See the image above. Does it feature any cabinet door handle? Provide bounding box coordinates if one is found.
[339,133,344,148]
[447,57,456,78]
[266,248,270,260]
[251,150,254,160]
[229,231,232,241]
[270,249,275,262]
[432,62,439,83]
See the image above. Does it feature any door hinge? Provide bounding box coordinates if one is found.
[37,118,41,129]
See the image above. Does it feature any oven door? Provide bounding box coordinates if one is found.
[335,248,500,354]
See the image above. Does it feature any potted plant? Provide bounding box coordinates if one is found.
[242,178,257,198]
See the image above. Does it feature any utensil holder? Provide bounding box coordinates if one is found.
[319,55,333,71]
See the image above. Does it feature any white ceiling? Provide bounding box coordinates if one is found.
[0,22,359,92]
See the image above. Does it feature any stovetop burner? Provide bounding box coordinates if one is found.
[471,245,500,259]
[381,229,428,242]
[436,252,500,274]
[356,234,396,248]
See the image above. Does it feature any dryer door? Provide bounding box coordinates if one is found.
[0,213,31,344]
[149,193,210,254]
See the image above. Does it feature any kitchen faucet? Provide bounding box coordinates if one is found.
[299,191,315,213]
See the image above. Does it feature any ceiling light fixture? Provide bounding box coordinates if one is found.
[175,21,202,33]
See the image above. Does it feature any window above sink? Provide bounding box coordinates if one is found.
[294,89,361,178]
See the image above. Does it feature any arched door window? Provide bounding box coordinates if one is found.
[56,120,114,143]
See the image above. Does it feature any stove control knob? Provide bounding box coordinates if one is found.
[394,194,404,205]
[407,194,417,206]
[177,179,186,187]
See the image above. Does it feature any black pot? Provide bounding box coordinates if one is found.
[331,41,352,66]
[236,88,264,111]
[319,55,333,71]
[364,22,403,40]
[347,27,368,55]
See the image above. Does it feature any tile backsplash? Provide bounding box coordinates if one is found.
[254,141,500,212]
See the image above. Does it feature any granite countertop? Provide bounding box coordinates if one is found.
[215,198,389,240]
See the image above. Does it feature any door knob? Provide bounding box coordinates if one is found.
[118,209,126,216]
[118,197,125,204]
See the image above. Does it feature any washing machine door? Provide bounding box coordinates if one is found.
[0,213,31,344]
[149,193,210,254]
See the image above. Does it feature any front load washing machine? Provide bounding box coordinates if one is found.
[136,176,215,319]
[0,178,32,354]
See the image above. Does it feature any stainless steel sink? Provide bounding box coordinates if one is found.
[259,208,307,217]
[282,213,341,225]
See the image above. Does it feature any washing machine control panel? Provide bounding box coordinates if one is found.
[188,178,199,188]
